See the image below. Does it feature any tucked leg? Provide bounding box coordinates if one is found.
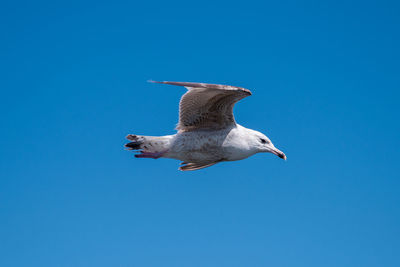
[134,151,166,159]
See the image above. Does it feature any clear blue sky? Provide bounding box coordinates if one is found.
[1,1,399,266]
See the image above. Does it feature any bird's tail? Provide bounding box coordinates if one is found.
[125,134,172,158]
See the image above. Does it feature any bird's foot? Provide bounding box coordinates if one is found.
[134,151,166,159]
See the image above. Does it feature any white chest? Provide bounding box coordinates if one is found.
[166,126,257,162]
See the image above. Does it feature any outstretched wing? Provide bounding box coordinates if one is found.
[150,81,252,131]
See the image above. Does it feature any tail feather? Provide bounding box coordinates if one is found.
[125,141,142,150]
[125,135,145,150]
[125,134,171,155]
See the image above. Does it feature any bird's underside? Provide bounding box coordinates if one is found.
[125,133,226,171]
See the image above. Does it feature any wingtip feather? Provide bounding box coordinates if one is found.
[148,80,160,84]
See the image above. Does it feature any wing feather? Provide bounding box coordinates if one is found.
[150,81,252,131]
[179,162,218,171]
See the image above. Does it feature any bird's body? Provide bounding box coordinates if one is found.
[125,81,286,171]
[167,125,251,163]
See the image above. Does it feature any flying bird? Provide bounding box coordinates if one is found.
[125,81,286,171]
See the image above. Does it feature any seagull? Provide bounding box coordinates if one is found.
[125,81,286,171]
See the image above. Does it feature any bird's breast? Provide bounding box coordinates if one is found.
[166,131,229,162]
[166,128,255,162]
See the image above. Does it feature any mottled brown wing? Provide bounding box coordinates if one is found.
[150,81,252,131]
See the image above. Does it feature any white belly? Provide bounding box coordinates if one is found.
[165,127,256,163]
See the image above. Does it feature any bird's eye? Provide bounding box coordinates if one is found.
[260,138,267,144]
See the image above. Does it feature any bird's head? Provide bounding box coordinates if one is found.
[249,130,287,160]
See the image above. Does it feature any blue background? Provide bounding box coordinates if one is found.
[1,1,399,266]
